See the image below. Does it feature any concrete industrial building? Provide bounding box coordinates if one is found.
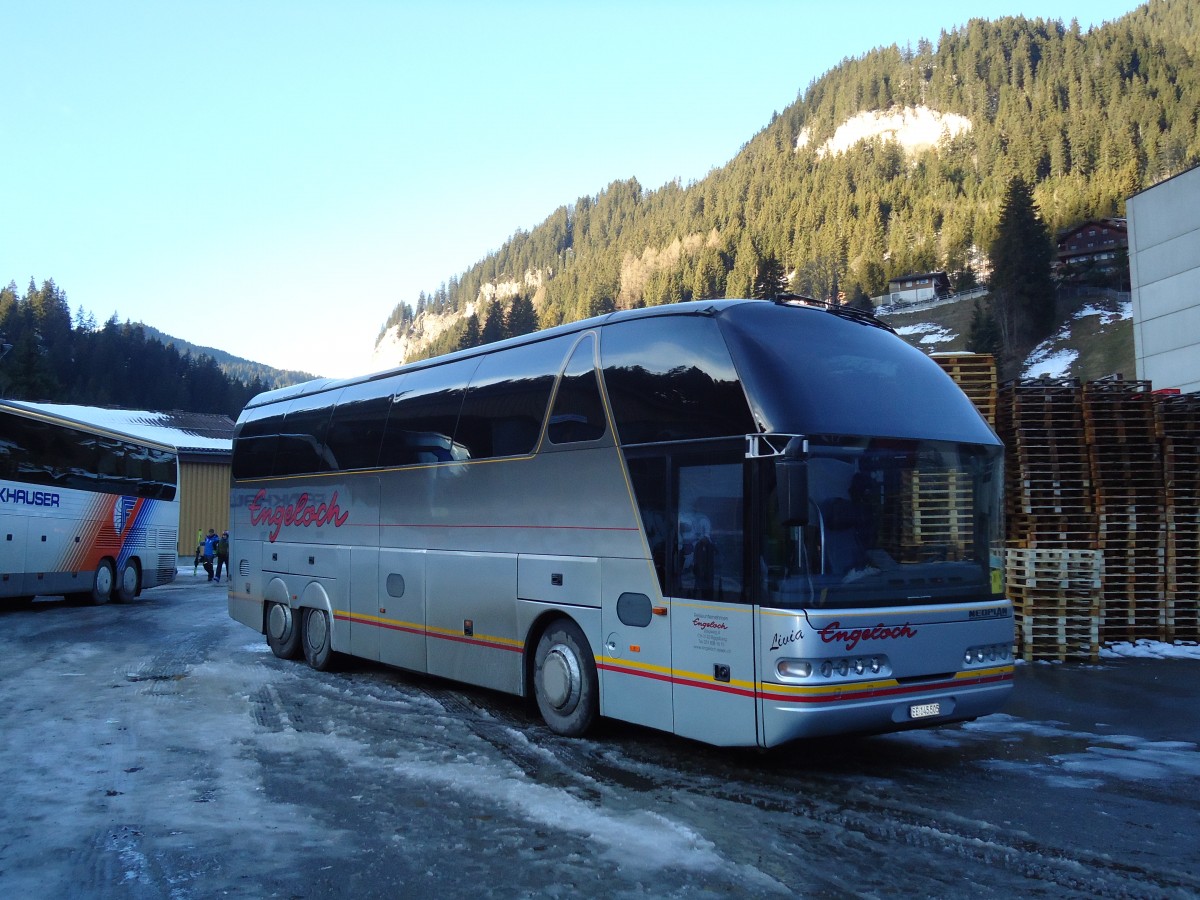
[1127,165,1200,394]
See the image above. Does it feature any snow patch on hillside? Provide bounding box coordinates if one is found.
[1022,299,1132,379]
[894,322,957,347]
[796,106,973,158]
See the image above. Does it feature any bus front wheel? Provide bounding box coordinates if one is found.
[302,607,337,671]
[91,560,115,605]
[533,619,598,737]
[266,602,303,660]
[115,560,139,603]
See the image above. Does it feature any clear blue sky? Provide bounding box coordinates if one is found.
[2,1,1144,379]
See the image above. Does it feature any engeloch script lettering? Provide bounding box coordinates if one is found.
[819,621,918,652]
[248,489,348,543]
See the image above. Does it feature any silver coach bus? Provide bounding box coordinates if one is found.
[1,400,180,605]
[227,298,1013,747]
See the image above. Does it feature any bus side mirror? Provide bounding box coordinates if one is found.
[776,438,808,527]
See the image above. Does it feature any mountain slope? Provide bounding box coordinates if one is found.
[372,0,1196,370]
[140,325,315,389]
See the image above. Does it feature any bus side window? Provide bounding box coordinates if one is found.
[274,392,340,476]
[548,334,606,445]
[674,455,745,603]
[326,377,400,472]
[626,455,670,594]
[381,359,477,466]
[455,338,566,459]
[601,316,754,446]
[232,409,284,480]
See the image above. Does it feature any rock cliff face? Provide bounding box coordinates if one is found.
[795,106,974,158]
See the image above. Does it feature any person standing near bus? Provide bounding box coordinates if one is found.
[214,531,230,582]
[193,528,205,574]
[202,529,218,581]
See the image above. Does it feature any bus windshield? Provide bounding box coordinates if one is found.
[760,437,1003,609]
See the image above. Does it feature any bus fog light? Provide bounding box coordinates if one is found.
[870,657,881,673]
[777,659,812,679]
[820,661,833,678]
[853,658,865,675]
[965,643,1011,667]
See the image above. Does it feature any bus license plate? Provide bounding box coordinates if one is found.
[909,702,941,719]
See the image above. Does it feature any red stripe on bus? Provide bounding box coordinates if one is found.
[333,612,424,638]
[597,663,758,699]
[336,612,522,654]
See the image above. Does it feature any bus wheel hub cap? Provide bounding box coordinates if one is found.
[268,605,291,641]
[543,645,580,712]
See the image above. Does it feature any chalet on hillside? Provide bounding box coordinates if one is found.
[886,271,951,305]
[1055,218,1128,277]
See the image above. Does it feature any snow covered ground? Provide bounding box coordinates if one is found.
[1101,639,1200,660]
[2,575,1198,896]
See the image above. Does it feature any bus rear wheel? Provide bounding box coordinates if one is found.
[91,560,115,605]
[302,607,338,671]
[266,602,303,660]
[115,560,139,603]
[533,619,598,737]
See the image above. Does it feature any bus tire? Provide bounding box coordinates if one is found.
[91,560,115,605]
[266,602,303,660]
[301,607,337,671]
[533,619,598,737]
[115,560,140,603]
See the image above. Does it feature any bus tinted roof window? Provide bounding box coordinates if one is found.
[6,415,55,489]
[326,376,400,471]
[1,407,178,499]
[717,303,999,446]
[232,406,284,480]
[548,334,607,445]
[381,358,479,466]
[601,315,754,445]
[455,337,568,459]
[273,391,340,476]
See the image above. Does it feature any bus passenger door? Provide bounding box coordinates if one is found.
[645,444,759,745]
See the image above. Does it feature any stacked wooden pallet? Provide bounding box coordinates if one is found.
[889,469,973,563]
[1006,547,1103,661]
[997,378,1095,549]
[1083,379,1166,643]
[932,352,998,427]
[1156,392,1200,642]
[997,378,1099,659]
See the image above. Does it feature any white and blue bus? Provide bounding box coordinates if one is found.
[0,400,180,604]
[228,298,1013,747]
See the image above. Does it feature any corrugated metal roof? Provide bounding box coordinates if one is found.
[7,401,233,452]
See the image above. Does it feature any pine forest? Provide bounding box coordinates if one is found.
[377,0,1199,368]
